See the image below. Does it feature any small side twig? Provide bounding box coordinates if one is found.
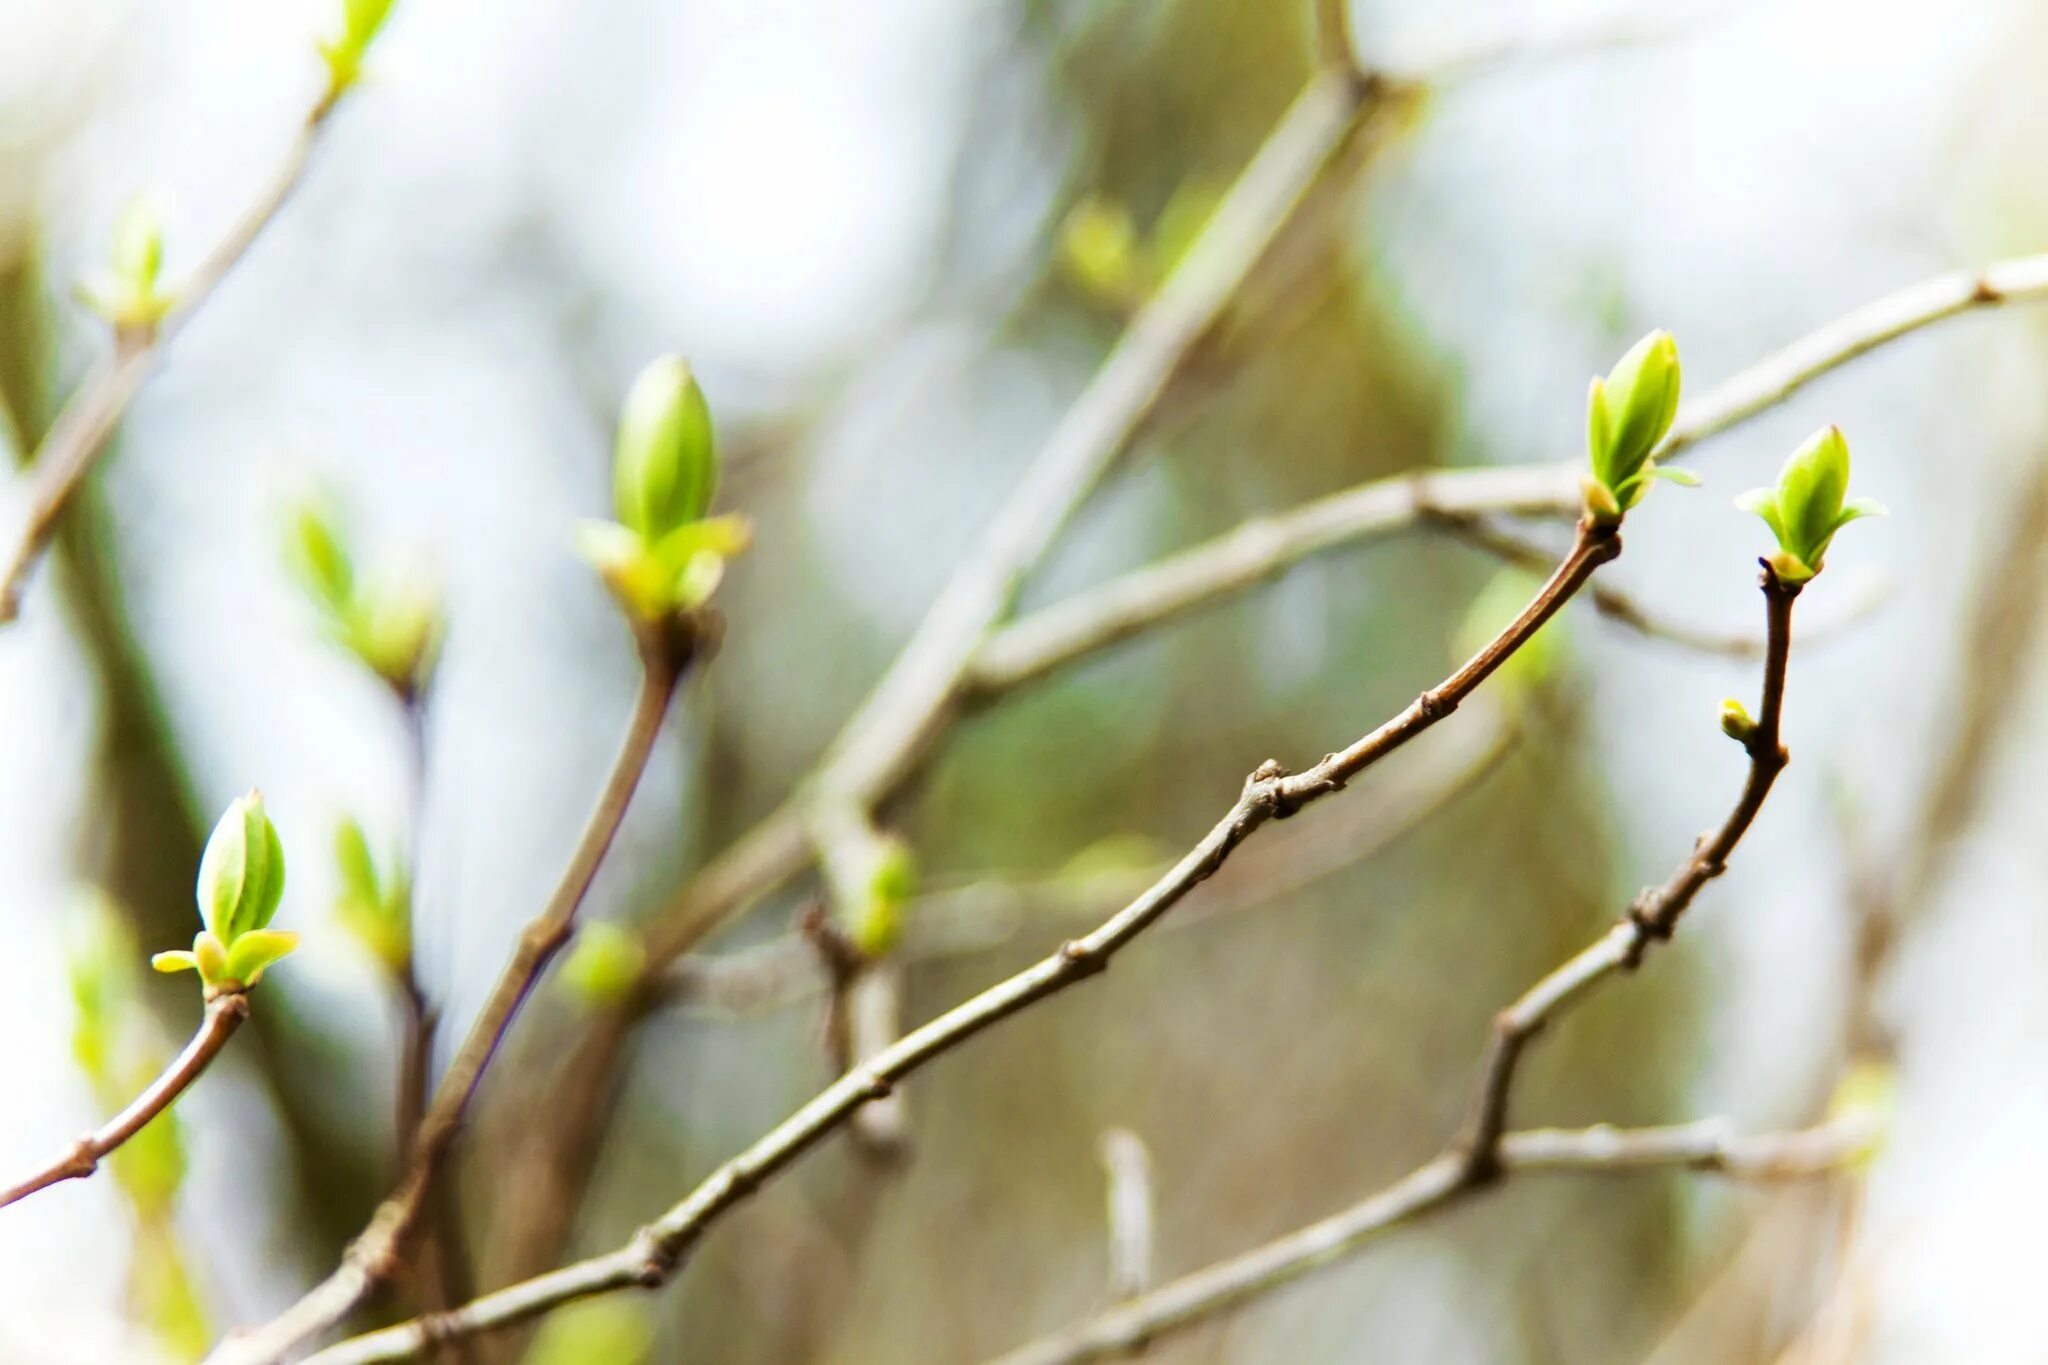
[0,76,361,624]
[1,991,250,1209]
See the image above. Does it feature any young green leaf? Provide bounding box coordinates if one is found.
[1736,425,1887,582]
[1583,330,1685,522]
[614,356,718,543]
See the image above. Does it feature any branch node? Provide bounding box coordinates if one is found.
[1058,940,1107,979]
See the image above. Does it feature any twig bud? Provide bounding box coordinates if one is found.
[1584,330,1692,522]
[1735,425,1885,583]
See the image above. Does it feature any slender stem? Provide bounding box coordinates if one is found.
[0,79,353,624]
[987,1115,1875,1365]
[207,641,687,1365]
[661,708,1514,1018]
[308,525,1617,1362]
[991,568,1805,1364]
[1,991,249,1210]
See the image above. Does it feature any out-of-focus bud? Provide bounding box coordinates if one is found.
[525,1300,655,1365]
[614,356,718,543]
[155,791,297,993]
[1584,330,1691,522]
[284,494,443,697]
[320,0,400,96]
[847,835,917,959]
[79,199,174,336]
[285,497,356,618]
[1718,697,1756,745]
[1060,197,1143,304]
[559,922,647,1007]
[1735,425,1886,584]
[333,818,411,975]
[351,570,443,697]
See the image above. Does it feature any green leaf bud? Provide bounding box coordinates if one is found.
[78,199,174,334]
[333,818,411,974]
[614,356,718,543]
[347,571,443,696]
[285,497,356,619]
[847,835,917,959]
[1584,330,1684,520]
[559,922,647,1007]
[1736,425,1886,582]
[1060,197,1144,304]
[1719,697,1756,744]
[320,0,400,96]
[195,790,286,945]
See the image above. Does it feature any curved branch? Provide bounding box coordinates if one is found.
[992,568,1807,1365]
[1,991,249,1209]
[0,73,363,624]
[990,1114,1874,1365]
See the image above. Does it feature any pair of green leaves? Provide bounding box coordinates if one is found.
[153,791,298,994]
[286,497,443,699]
[1735,425,1886,583]
[1582,331,1884,576]
[576,356,751,624]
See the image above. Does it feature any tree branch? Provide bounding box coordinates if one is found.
[0,73,362,625]
[990,1114,1874,1365]
[207,632,693,1365]
[1,990,250,1209]
[661,706,1513,1018]
[990,566,1806,1364]
[306,522,1617,1362]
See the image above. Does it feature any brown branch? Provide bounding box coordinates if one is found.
[1435,516,1886,660]
[0,73,359,625]
[304,521,1617,1363]
[989,566,1806,1364]
[207,631,692,1365]
[661,706,1514,1018]
[1,990,250,1209]
[990,1114,1874,1365]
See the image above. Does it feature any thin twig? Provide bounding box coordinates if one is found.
[1435,516,1888,659]
[990,1115,1875,1365]
[307,522,1617,1362]
[208,634,691,1365]
[1,991,250,1209]
[663,707,1514,1018]
[990,567,1805,1364]
[0,78,356,624]
[1099,1129,1155,1302]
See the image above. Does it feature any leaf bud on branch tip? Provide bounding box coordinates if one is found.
[578,355,750,628]
[1583,330,1693,524]
[153,791,298,993]
[1736,425,1886,583]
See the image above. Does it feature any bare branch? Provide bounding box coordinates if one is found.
[662,707,1514,1018]
[0,76,363,624]
[1,991,249,1209]
[991,1114,1875,1365]
[308,522,1617,1362]
[1435,516,1890,660]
